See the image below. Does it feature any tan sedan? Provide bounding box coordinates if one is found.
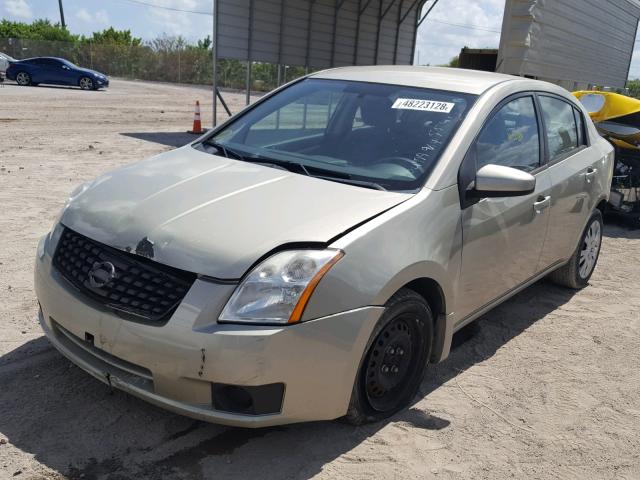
[35,66,613,426]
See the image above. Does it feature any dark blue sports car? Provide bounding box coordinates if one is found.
[6,57,109,90]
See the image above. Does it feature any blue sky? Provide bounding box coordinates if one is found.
[3,0,640,78]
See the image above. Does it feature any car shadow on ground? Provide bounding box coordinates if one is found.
[603,218,640,239]
[0,82,104,91]
[121,131,201,148]
[0,277,580,480]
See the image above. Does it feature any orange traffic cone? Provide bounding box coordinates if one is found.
[187,100,203,134]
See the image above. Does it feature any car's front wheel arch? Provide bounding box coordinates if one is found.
[344,287,434,425]
[401,278,449,363]
[373,266,451,364]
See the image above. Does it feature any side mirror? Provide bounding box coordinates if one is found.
[474,164,536,197]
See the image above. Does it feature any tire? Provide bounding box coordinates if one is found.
[548,209,603,289]
[15,71,31,86]
[344,288,433,425]
[79,77,94,90]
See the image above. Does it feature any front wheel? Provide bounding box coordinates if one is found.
[79,77,94,90]
[344,289,433,425]
[15,71,31,86]
[549,210,603,289]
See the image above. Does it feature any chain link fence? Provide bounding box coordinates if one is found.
[0,37,308,91]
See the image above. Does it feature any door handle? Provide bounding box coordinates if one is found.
[585,167,598,183]
[533,195,551,214]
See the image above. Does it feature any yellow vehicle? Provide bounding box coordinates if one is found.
[573,90,640,225]
[573,91,640,150]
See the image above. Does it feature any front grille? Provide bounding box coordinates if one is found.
[53,227,196,323]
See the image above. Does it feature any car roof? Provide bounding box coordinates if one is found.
[310,66,521,95]
[19,56,65,61]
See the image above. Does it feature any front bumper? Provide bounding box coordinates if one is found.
[35,237,382,427]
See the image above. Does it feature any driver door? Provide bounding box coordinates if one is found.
[52,60,76,85]
[456,94,552,322]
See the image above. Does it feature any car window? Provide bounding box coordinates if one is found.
[247,89,342,137]
[539,96,579,161]
[206,78,475,192]
[574,107,586,146]
[475,96,540,172]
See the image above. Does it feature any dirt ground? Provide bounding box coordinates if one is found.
[1,79,639,480]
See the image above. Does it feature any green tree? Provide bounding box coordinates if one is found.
[0,19,77,41]
[82,27,142,46]
[627,79,640,98]
[196,35,212,50]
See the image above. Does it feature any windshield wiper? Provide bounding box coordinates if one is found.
[203,140,246,161]
[202,142,387,191]
[248,158,387,191]
[310,175,387,191]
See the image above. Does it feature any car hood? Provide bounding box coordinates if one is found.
[60,146,411,279]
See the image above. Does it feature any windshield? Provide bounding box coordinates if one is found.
[199,78,476,191]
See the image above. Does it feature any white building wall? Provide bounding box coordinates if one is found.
[497,0,640,90]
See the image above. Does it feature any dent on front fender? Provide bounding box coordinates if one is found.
[303,187,462,322]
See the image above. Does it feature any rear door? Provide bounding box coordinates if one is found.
[536,94,600,268]
[456,94,552,321]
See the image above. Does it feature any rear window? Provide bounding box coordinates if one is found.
[539,96,580,161]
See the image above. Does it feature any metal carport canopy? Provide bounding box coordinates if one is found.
[215,0,427,69]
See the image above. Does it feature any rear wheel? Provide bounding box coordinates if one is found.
[344,288,433,425]
[79,77,94,90]
[15,71,31,86]
[549,210,603,289]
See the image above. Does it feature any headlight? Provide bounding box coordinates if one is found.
[43,182,90,257]
[219,249,344,324]
[45,222,65,257]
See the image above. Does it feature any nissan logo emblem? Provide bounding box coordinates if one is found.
[88,261,116,288]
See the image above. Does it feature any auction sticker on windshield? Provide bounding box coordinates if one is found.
[391,98,455,113]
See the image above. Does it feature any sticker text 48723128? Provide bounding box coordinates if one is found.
[391,98,455,113]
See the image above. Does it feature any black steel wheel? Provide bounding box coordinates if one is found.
[345,288,433,425]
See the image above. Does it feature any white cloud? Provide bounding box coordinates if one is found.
[76,8,92,23]
[415,0,505,66]
[146,0,210,37]
[95,10,109,25]
[4,0,33,19]
[149,0,204,37]
[75,8,109,26]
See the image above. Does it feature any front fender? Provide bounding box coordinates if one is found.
[302,186,463,324]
